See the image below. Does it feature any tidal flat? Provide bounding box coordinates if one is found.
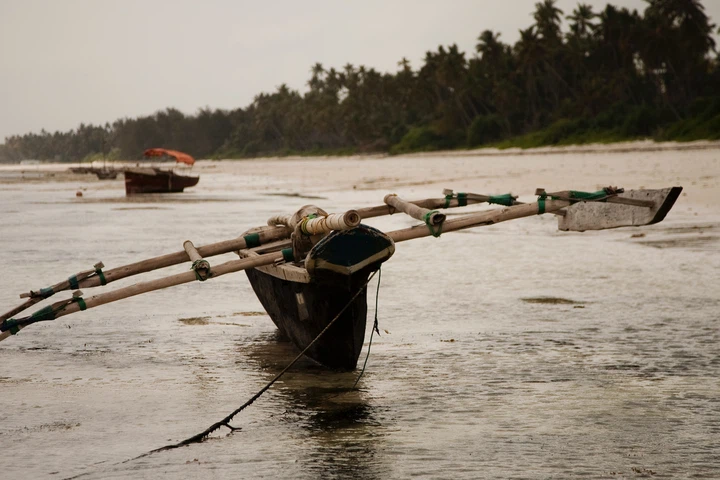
[1,144,719,479]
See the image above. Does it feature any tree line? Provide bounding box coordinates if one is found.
[1,0,719,163]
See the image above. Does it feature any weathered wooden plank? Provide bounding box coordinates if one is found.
[557,187,683,231]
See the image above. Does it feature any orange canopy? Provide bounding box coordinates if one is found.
[143,148,195,166]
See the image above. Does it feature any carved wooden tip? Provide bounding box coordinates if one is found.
[535,188,546,196]
[94,262,105,269]
[442,188,454,196]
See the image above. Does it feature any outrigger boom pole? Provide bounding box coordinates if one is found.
[1,196,487,325]
[0,249,290,341]
[0,186,681,342]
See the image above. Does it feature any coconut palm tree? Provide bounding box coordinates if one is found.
[533,0,563,44]
[642,0,717,107]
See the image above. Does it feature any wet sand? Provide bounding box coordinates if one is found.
[1,142,719,479]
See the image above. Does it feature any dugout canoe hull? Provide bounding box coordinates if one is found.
[124,168,199,195]
[241,225,395,370]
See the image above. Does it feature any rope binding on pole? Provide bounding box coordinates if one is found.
[423,210,443,237]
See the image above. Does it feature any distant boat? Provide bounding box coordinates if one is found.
[69,166,119,180]
[95,168,119,180]
[124,148,199,195]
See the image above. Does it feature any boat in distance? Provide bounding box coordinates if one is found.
[124,148,199,195]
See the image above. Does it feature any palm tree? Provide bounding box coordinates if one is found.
[514,26,544,129]
[567,4,596,41]
[533,0,563,44]
[308,62,325,92]
[565,4,597,113]
[642,0,717,106]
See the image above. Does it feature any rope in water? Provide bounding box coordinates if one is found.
[131,268,381,460]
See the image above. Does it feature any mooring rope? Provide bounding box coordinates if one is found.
[128,268,381,460]
[353,267,382,389]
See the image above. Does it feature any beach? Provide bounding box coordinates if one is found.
[1,143,719,479]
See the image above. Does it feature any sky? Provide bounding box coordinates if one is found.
[2,0,719,142]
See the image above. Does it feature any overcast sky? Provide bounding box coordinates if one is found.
[1,0,719,142]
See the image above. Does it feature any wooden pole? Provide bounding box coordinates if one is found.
[1,196,475,321]
[301,210,361,235]
[268,210,361,233]
[387,199,571,243]
[356,196,485,219]
[0,250,289,341]
[66,226,290,290]
[442,189,520,206]
[1,263,104,323]
[183,240,203,263]
[183,240,210,280]
[384,194,446,225]
[3,228,291,321]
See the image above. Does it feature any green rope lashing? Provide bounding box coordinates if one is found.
[244,233,261,249]
[457,192,468,207]
[1,318,20,335]
[191,259,211,281]
[0,304,59,334]
[68,275,79,290]
[31,305,57,322]
[95,267,107,286]
[567,190,609,201]
[548,189,611,202]
[38,287,54,299]
[488,193,515,207]
[75,297,87,311]
[423,210,443,238]
[300,213,318,236]
[537,191,547,215]
[444,192,467,208]
[281,248,294,263]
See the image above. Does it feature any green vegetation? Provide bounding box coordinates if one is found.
[1,0,719,163]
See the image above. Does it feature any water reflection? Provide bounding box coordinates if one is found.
[240,332,388,480]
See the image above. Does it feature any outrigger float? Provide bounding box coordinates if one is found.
[0,186,682,370]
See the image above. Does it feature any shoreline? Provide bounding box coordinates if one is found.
[421,139,720,157]
[1,142,718,214]
[1,139,720,170]
[213,138,720,161]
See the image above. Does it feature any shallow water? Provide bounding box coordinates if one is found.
[1,150,719,479]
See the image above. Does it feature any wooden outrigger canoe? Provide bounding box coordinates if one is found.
[234,186,682,370]
[124,148,199,195]
[0,186,682,371]
[240,222,395,370]
[124,167,199,194]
